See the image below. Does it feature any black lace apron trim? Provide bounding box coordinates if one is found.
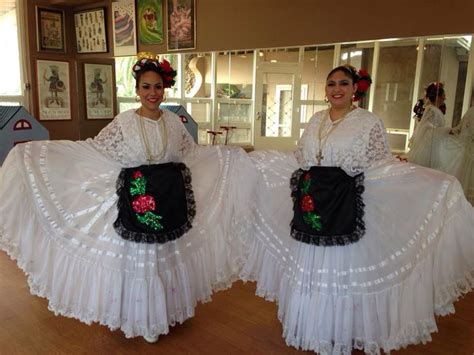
[114,162,196,244]
[290,166,365,246]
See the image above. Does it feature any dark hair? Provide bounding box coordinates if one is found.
[413,98,425,119]
[132,58,177,88]
[326,65,359,83]
[425,82,445,103]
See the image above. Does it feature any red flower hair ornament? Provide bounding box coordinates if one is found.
[354,68,372,102]
[132,51,177,88]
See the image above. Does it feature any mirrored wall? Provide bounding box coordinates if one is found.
[114,34,474,152]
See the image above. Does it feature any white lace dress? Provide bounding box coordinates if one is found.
[239,108,474,354]
[408,104,446,167]
[0,109,255,339]
[432,107,474,204]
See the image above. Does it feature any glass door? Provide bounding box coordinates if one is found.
[254,63,301,150]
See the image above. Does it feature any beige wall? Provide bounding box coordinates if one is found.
[141,0,474,53]
[24,0,474,139]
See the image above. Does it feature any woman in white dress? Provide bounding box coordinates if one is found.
[408,82,446,167]
[0,53,254,342]
[240,65,474,354]
[432,106,474,203]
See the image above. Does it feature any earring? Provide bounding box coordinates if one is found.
[135,95,140,102]
[324,96,329,103]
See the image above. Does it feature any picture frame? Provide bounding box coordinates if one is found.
[167,0,196,51]
[84,63,115,119]
[36,60,71,121]
[74,8,108,54]
[138,0,164,44]
[112,0,137,56]
[36,6,66,52]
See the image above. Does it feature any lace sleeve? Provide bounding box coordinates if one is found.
[365,119,392,165]
[424,107,445,128]
[294,114,317,168]
[178,121,196,158]
[89,118,127,164]
[294,128,307,166]
[432,110,445,128]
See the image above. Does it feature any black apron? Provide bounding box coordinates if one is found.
[290,166,365,246]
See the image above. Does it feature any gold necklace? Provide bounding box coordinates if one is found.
[316,106,355,165]
[137,107,167,164]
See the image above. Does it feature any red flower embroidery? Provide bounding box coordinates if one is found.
[301,194,315,212]
[132,170,144,179]
[132,194,156,213]
[304,172,311,180]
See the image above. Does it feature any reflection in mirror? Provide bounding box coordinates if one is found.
[260,73,294,138]
[215,51,253,145]
[407,35,473,202]
[372,38,418,153]
[300,46,334,126]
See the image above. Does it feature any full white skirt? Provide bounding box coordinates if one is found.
[239,151,474,354]
[0,141,255,339]
[432,130,474,204]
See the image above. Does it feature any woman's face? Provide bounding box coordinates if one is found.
[325,70,357,109]
[136,70,164,116]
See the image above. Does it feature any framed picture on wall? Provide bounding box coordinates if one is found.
[36,6,66,52]
[167,0,196,51]
[112,0,137,56]
[84,63,114,119]
[74,8,108,54]
[36,60,71,120]
[138,0,164,44]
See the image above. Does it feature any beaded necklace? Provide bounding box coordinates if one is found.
[137,107,167,164]
[316,106,356,165]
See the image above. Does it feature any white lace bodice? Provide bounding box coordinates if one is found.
[89,109,195,167]
[421,104,445,129]
[295,108,392,175]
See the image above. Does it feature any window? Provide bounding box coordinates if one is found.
[14,119,31,130]
[0,0,24,107]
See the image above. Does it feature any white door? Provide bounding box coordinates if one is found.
[254,63,301,150]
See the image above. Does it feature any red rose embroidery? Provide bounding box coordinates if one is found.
[132,170,144,179]
[301,194,315,212]
[132,194,156,213]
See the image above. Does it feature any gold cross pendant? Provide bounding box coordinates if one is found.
[316,150,323,166]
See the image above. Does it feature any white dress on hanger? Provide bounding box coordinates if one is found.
[239,107,474,354]
[432,106,474,203]
[408,104,446,168]
[0,109,255,339]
